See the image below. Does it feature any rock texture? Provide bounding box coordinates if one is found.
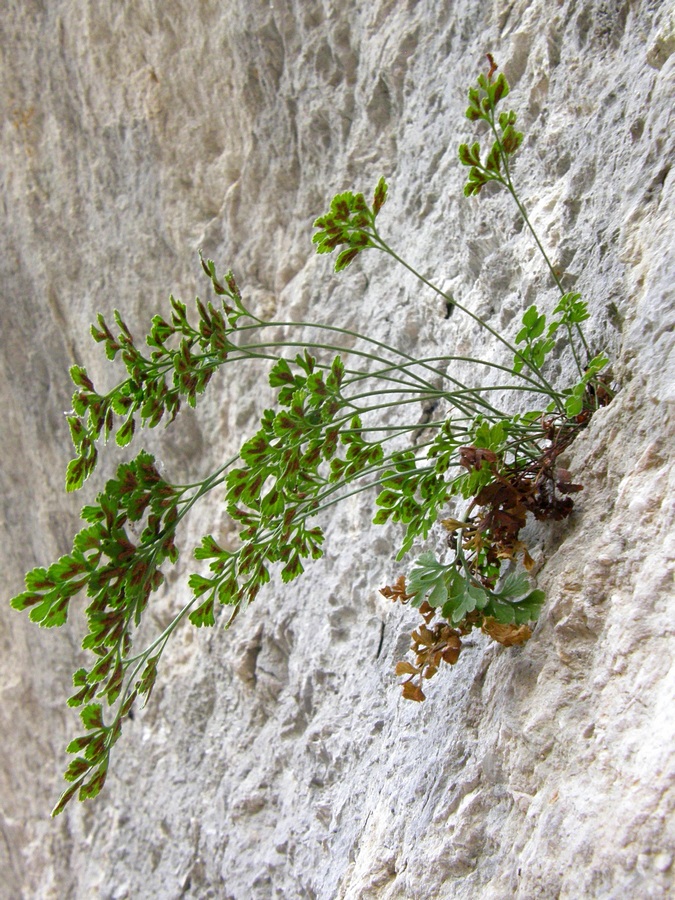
[1,1,674,898]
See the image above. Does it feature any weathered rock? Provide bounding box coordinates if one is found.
[1,0,673,897]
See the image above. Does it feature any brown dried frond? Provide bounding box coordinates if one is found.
[397,611,463,702]
[411,621,462,673]
[460,425,587,574]
[380,575,413,604]
[459,445,498,471]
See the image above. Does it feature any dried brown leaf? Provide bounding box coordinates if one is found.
[482,618,532,647]
[412,624,436,647]
[441,517,465,533]
[522,545,535,571]
[395,661,419,676]
[459,445,498,472]
[380,575,413,604]
[402,681,426,702]
[441,645,461,665]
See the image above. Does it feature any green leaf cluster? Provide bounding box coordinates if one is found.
[51,700,114,815]
[406,553,544,627]
[12,451,178,637]
[512,292,608,414]
[66,259,249,491]
[11,450,182,813]
[313,177,388,271]
[563,352,610,417]
[458,71,523,197]
[513,304,558,375]
[450,418,510,499]
[374,450,450,560]
[186,352,386,625]
[330,415,384,482]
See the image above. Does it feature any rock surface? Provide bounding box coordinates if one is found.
[1,0,674,897]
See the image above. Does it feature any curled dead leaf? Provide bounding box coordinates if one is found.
[412,624,436,648]
[402,681,426,702]
[441,517,465,533]
[556,479,584,494]
[395,661,419,677]
[418,600,436,624]
[380,575,413,604]
[441,643,461,665]
[482,617,532,647]
[459,445,498,472]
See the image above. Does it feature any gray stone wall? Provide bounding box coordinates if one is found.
[1,1,673,897]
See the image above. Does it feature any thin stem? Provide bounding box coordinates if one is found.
[369,233,564,408]
[488,115,587,376]
[372,234,518,354]
[235,319,446,394]
[226,338,492,422]
[344,352,553,396]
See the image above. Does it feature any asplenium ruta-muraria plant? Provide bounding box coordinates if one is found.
[10,57,612,814]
